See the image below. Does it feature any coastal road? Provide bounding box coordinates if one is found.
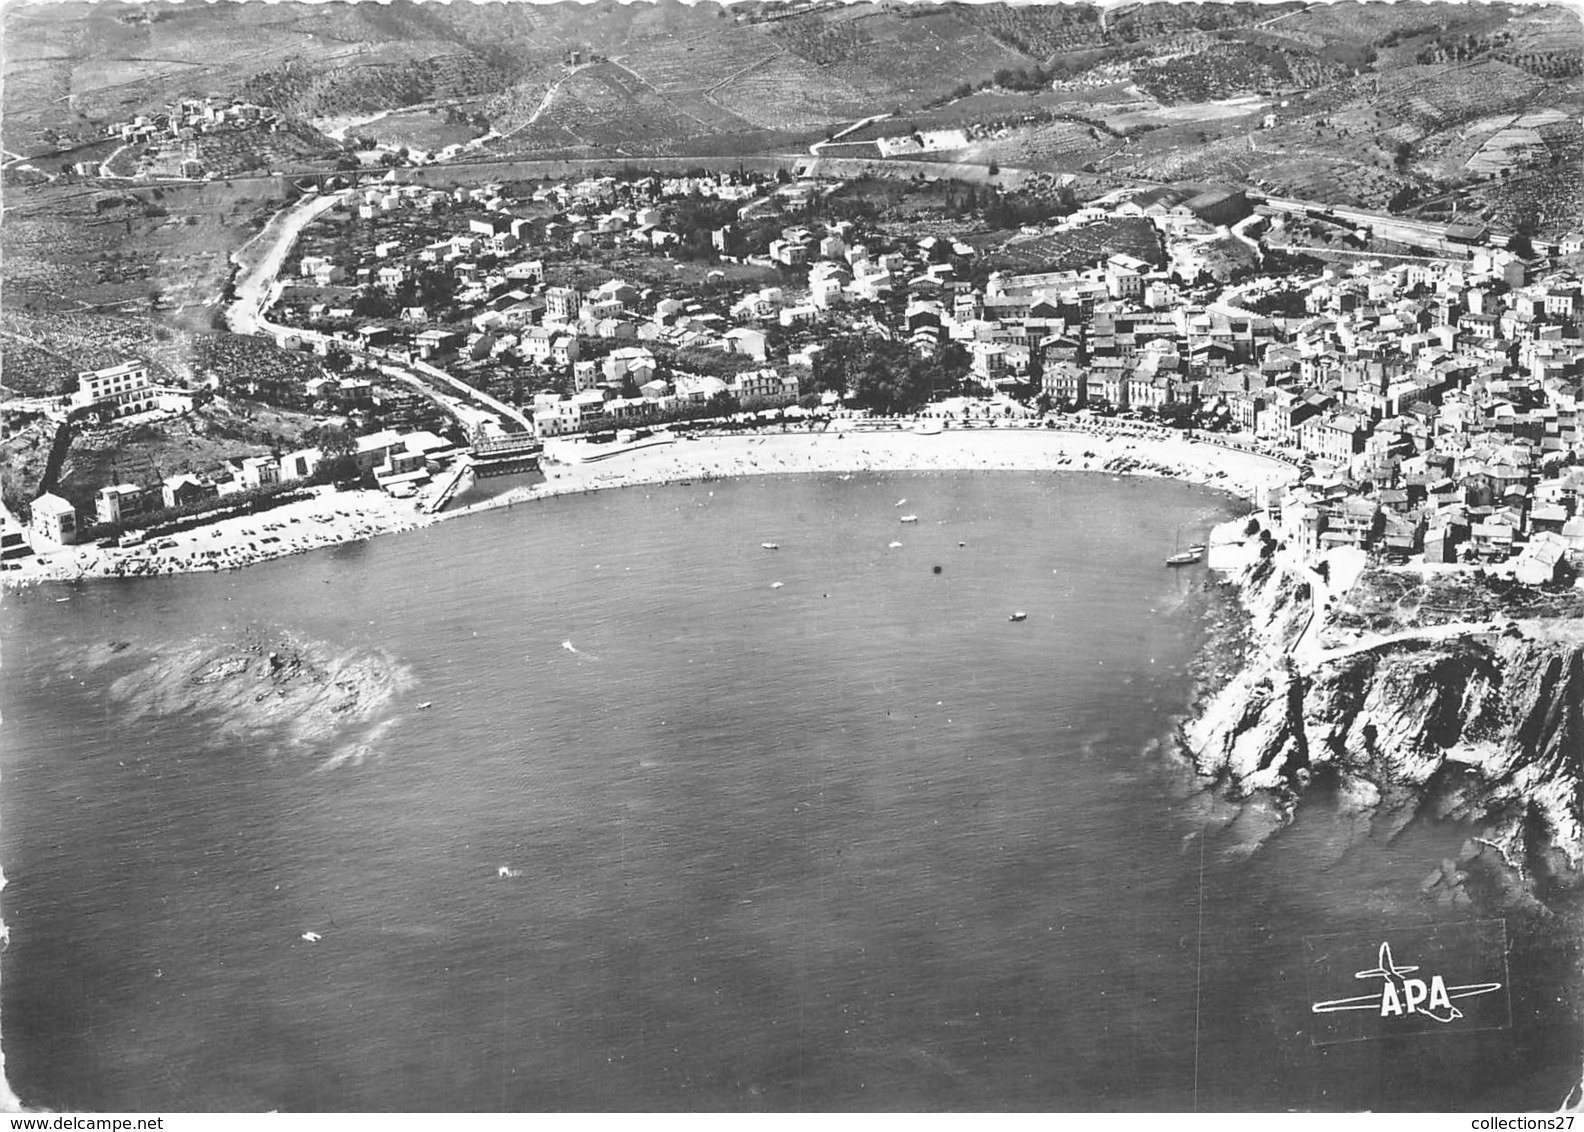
[1307,619,1504,668]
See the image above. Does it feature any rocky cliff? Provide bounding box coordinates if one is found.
[1184,526,1584,892]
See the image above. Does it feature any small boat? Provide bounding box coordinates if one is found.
[888,540,903,548]
[301,932,322,943]
[771,582,784,589]
[416,702,432,710]
[1186,543,1207,555]
[899,515,918,524]
[1166,550,1202,566]
[761,542,779,550]
[1008,611,1028,622]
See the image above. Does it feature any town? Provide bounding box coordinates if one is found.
[5,163,1583,592]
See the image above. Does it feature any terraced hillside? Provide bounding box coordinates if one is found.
[3,0,1581,233]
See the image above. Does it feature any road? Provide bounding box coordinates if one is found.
[490,62,599,147]
[226,189,350,337]
[1258,195,1491,252]
[1228,213,1266,269]
[1305,619,1503,669]
[808,112,895,157]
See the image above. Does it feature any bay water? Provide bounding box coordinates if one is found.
[1,472,1576,1111]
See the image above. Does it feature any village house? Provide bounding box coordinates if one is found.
[29,493,79,546]
[95,483,164,526]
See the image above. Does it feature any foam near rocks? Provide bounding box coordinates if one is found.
[77,626,417,761]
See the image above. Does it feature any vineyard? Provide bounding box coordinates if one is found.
[1371,60,1548,137]
[1134,39,1295,103]
[765,4,1030,106]
[954,4,1106,60]
[710,53,873,131]
[924,118,1112,173]
[979,217,1163,275]
[242,48,509,121]
[3,178,280,321]
[618,26,783,94]
[358,107,490,155]
[0,308,211,397]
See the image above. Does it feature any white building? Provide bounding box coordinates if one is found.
[72,361,154,418]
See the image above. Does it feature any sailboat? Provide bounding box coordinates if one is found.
[1165,527,1202,567]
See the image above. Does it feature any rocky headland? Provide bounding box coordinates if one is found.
[1183,517,1584,907]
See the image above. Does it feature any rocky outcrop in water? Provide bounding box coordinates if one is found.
[75,627,416,768]
[1184,526,1583,891]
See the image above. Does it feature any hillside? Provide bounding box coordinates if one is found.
[3,0,1580,232]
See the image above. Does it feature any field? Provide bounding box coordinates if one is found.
[549,251,782,297]
[0,309,194,399]
[1131,39,1299,104]
[706,52,874,131]
[495,63,722,155]
[841,87,1135,145]
[352,107,488,154]
[2,179,282,320]
[615,25,784,94]
[952,3,1108,59]
[941,120,1117,172]
[976,217,1163,274]
[823,8,1030,102]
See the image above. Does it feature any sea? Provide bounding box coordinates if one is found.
[1,471,1578,1112]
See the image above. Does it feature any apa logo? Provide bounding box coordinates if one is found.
[1311,941,1504,1024]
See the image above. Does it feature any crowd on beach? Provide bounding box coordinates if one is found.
[14,487,429,584]
[7,415,1298,586]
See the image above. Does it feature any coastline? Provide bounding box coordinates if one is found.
[5,422,1300,586]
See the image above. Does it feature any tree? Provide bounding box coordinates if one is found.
[843,337,938,415]
[1512,207,1539,258]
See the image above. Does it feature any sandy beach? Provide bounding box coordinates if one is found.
[9,486,430,585]
[6,421,1300,585]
